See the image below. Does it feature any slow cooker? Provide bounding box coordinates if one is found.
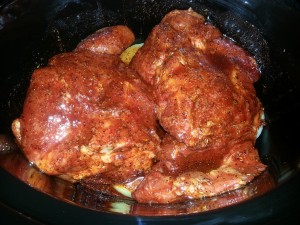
[1,0,300,224]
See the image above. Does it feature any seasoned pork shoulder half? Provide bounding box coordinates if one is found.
[12,26,159,182]
[131,9,266,203]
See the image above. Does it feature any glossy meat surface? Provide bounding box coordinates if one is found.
[12,26,159,181]
[133,135,265,203]
[131,9,266,203]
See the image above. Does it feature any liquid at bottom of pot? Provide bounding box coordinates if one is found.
[0,148,276,216]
